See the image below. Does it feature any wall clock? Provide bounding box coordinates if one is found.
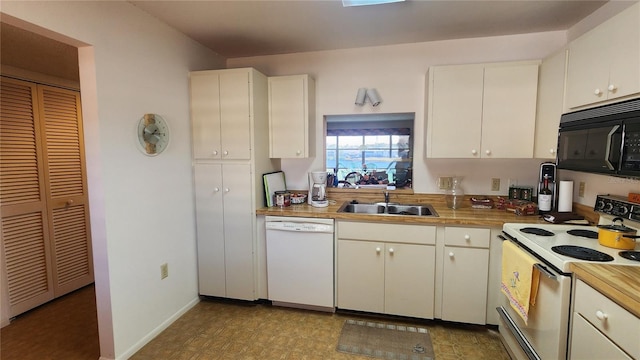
[137,113,169,156]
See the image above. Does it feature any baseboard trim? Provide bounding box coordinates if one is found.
[116,296,200,360]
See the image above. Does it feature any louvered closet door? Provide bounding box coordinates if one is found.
[37,85,93,297]
[0,77,55,317]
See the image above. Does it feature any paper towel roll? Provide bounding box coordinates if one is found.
[558,181,574,212]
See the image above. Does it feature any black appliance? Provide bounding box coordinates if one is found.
[557,98,640,178]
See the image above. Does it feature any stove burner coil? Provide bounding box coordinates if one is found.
[552,245,614,262]
[520,227,555,236]
[566,229,599,239]
[619,251,640,262]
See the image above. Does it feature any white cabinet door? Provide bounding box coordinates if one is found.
[194,163,254,300]
[427,62,538,159]
[220,163,254,300]
[570,315,632,360]
[441,246,489,324]
[191,69,252,160]
[481,64,538,158]
[337,239,385,313]
[534,49,566,159]
[566,2,640,109]
[427,65,484,158]
[194,163,225,297]
[219,71,251,160]
[191,72,222,160]
[268,75,314,158]
[384,243,435,319]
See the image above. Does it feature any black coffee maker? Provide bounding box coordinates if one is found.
[538,162,557,210]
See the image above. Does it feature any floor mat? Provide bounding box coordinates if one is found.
[336,319,435,360]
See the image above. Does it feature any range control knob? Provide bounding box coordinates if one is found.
[603,202,614,213]
[595,200,606,211]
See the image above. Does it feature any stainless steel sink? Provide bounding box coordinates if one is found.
[337,201,438,217]
[339,203,385,214]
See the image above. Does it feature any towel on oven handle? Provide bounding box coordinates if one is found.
[501,241,541,325]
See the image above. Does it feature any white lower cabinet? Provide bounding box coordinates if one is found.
[440,227,490,324]
[337,221,436,319]
[194,163,255,300]
[570,279,639,359]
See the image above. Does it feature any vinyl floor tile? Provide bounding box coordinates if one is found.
[132,298,510,360]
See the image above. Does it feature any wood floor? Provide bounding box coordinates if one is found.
[0,286,510,360]
[0,284,100,360]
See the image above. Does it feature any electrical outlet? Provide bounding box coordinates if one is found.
[160,263,168,280]
[491,178,500,191]
[578,182,586,197]
[439,177,453,190]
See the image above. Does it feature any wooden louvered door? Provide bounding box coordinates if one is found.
[0,77,93,317]
[37,85,93,297]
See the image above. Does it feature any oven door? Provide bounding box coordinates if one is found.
[497,240,572,360]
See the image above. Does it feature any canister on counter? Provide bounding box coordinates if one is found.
[274,191,291,207]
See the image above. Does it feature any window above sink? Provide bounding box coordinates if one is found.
[325,113,414,189]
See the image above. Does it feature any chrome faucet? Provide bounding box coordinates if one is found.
[384,191,389,206]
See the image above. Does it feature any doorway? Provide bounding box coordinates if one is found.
[0,21,100,356]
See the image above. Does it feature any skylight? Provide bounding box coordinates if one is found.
[342,0,405,7]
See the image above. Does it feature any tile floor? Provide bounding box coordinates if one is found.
[132,298,511,360]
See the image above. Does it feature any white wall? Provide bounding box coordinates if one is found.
[229,32,567,195]
[229,19,639,205]
[1,2,225,359]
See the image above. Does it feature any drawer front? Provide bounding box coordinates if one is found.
[444,227,490,248]
[574,279,640,359]
[337,221,436,245]
[570,314,632,360]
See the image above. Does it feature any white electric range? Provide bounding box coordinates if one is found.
[502,222,640,273]
[498,195,640,360]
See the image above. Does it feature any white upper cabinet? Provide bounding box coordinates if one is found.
[426,61,539,159]
[268,74,315,158]
[534,49,567,159]
[427,64,484,158]
[566,2,640,109]
[190,69,253,160]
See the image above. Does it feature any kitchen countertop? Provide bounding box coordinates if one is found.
[256,192,597,227]
[570,263,640,318]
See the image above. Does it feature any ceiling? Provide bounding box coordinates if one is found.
[130,0,608,58]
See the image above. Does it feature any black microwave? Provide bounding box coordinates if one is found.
[557,98,640,178]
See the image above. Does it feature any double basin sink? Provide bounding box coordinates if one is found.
[337,201,438,217]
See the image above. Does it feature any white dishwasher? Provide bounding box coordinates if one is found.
[265,216,335,311]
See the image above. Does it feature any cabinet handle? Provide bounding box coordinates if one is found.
[388,248,394,254]
[213,187,220,193]
[464,234,470,241]
[485,149,491,155]
[549,148,556,155]
[296,150,302,156]
[224,188,230,193]
[471,149,478,155]
[223,150,229,156]
[594,88,602,96]
[595,310,608,321]
[449,252,454,258]
[66,199,74,206]
[213,150,218,156]
[608,84,617,92]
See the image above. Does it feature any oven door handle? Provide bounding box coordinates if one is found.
[534,263,557,281]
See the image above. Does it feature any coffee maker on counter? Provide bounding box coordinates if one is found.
[538,162,557,210]
[308,171,329,208]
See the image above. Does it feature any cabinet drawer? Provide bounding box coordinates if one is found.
[574,279,640,359]
[570,313,632,360]
[338,221,436,245]
[444,227,490,248]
